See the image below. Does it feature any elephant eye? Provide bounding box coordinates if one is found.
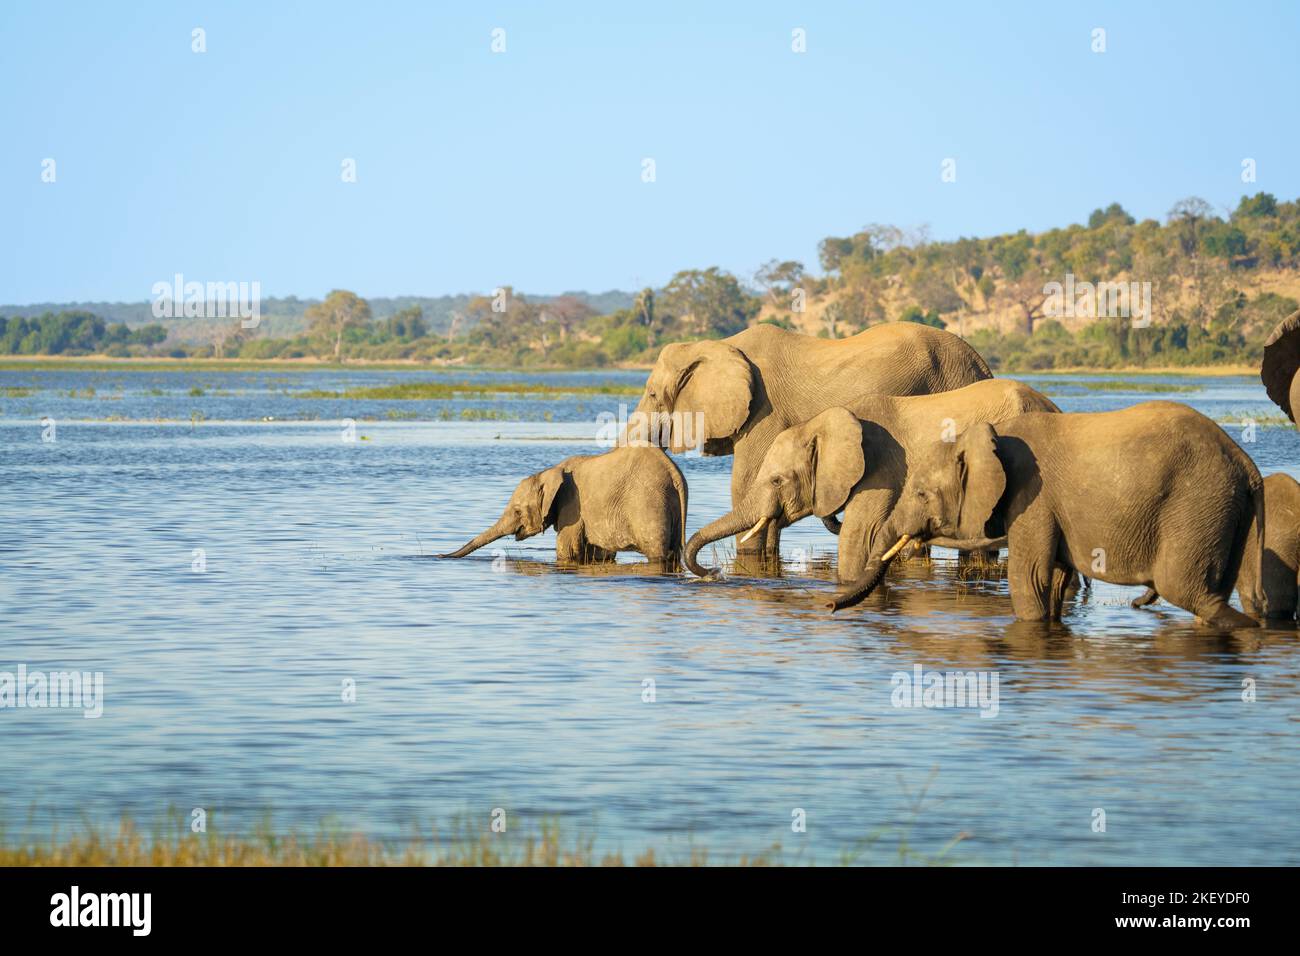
[771,475,783,486]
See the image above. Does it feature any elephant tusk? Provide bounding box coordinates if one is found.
[878,534,912,562]
[738,516,770,544]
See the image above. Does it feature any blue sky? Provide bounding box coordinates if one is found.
[2,1,1298,303]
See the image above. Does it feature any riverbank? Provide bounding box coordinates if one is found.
[0,354,1262,377]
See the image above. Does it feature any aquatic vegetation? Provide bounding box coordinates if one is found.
[1036,379,1201,394]
[300,380,640,401]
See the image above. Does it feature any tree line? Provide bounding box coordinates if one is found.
[4,193,1298,369]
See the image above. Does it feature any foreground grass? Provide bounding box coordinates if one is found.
[0,820,777,866]
[1,796,972,866]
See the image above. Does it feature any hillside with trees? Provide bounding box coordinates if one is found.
[4,193,1298,371]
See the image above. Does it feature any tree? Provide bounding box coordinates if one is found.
[1088,202,1135,229]
[305,290,372,361]
[634,287,669,346]
[213,322,253,359]
[538,295,595,344]
[1235,192,1278,219]
[899,305,945,329]
[755,259,806,305]
[1167,197,1215,256]
[380,306,427,341]
[659,268,760,338]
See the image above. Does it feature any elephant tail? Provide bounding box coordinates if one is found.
[1231,473,1266,618]
[1247,476,1266,616]
[667,454,689,569]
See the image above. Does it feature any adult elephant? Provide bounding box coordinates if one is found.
[1134,471,1300,620]
[683,378,1059,581]
[1260,308,1300,425]
[828,402,1264,628]
[631,322,992,560]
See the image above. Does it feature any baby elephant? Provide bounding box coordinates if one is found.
[440,445,687,568]
[684,378,1059,581]
[829,401,1265,628]
[1134,471,1300,620]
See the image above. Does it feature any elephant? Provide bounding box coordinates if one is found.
[630,321,992,563]
[440,445,687,567]
[683,378,1060,581]
[1133,471,1300,620]
[1260,308,1300,426]
[827,401,1265,628]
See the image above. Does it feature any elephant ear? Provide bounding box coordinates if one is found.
[954,422,1005,539]
[665,341,754,452]
[808,408,866,518]
[1262,308,1300,423]
[536,466,566,528]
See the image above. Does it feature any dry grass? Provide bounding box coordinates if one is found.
[0,802,975,866]
[0,819,782,867]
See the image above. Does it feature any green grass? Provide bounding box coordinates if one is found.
[1035,379,1201,393]
[299,380,640,400]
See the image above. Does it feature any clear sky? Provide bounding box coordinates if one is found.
[3,0,1298,304]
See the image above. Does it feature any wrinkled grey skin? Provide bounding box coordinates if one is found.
[829,402,1265,628]
[632,323,991,562]
[684,379,1060,581]
[1134,471,1300,620]
[440,446,687,567]
[1260,308,1300,428]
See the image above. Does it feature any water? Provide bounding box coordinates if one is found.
[2,366,1298,865]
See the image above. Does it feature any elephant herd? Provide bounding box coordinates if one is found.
[443,314,1300,629]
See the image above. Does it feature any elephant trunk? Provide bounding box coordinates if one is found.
[685,511,754,578]
[439,522,508,559]
[826,531,913,612]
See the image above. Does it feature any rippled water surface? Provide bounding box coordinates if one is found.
[2,366,1298,864]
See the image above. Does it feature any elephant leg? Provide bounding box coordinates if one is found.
[1155,572,1257,629]
[587,543,617,563]
[558,524,614,564]
[1048,565,1074,620]
[555,525,585,563]
[1193,599,1260,629]
[1006,520,1059,623]
[1131,587,1159,609]
[1253,548,1298,620]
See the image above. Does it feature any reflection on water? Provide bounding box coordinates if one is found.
[1,367,1299,864]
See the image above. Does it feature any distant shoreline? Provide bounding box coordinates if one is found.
[0,354,1261,377]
